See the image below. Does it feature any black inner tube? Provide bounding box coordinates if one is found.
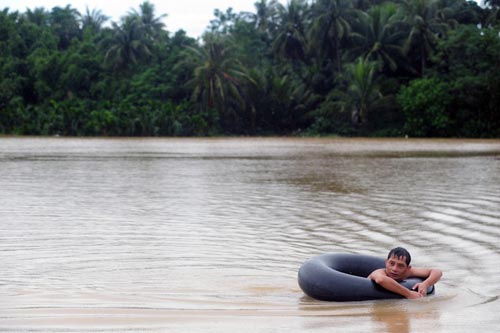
[298,253,435,302]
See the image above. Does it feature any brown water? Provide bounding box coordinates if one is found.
[1,137,499,332]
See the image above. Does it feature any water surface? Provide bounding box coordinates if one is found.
[1,137,500,332]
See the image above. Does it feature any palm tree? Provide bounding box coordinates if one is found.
[336,57,382,125]
[349,3,408,73]
[266,71,319,132]
[272,0,309,62]
[127,1,166,39]
[79,7,109,33]
[184,35,246,127]
[49,5,81,49]
[308,0,355,72]
[247,0,281,37]
[209,8,238,34]
[101,16,152,70]
[399,0,448,75]
[25,7,50,27]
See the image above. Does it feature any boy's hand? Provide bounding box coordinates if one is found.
[412,282,428,296]
[407,290,423,299]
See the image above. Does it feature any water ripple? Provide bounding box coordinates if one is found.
[1,138,500,331]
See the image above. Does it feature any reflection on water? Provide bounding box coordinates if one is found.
[0,137,499,332]
[372,303,411,333]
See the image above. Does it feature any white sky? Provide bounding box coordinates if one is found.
[2,0,483,38]
[1,0,287,38]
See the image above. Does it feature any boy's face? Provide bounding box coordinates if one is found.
[385,254,410,281]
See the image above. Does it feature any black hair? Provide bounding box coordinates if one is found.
[387,247,411,266]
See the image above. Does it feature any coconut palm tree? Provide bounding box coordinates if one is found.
[49,5,81,49]
[248,0,281,37]
[399,0,448,75]
[264,70,319,132]
[308,0,355,72]
[209,8,238,35]
[101,16,152,70]
[349,3,408,73]
[25,7,50,27]
[272,0,309,62]
[184,35,246,130]
[128,1,166,39]
[79,7,109,33]
[335,57,382,125]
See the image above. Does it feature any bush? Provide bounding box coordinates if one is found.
[396,77,453,137]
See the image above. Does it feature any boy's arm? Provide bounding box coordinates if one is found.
[368,269,422,299]
[410,267,443,296]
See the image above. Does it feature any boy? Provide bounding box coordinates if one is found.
[368,247,443,299]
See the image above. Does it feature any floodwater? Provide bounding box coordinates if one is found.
[1,137,500,332]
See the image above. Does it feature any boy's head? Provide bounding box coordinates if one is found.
[384,247,412,280]
[387,247,411,265]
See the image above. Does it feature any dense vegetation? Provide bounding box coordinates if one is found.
[1,0,500,137]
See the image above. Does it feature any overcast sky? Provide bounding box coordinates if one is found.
[2,0,483,38]
[2,0,289,38]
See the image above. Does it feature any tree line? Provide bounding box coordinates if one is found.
[1,0,500,137]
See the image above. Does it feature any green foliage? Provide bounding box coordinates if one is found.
[342,57,382,125]
[432,24,500,137]
[397,76,452,137]
[50,5,81,50]
[0,1,499,137]
[309,0,354,72]
[349,3,409,73]
[272,0,309,62]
